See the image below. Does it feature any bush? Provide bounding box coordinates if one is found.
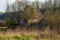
[21,5,43,25]
[6,19,18,29]
[44,8,60,28]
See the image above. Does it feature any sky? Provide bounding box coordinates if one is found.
[0,0,15,12]
[0,0,53,12]
[28,0,47,2]
[0,0,7,12]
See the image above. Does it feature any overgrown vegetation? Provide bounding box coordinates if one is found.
[0,0,60,40]
[6,5,43,28]
[44,8,60,31]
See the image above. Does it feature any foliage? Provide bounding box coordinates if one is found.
[6,11,22,28]
[22,6,42,19]
[20,5,43,25]
[44,8,60,26]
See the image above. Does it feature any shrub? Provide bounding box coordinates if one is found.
[21,5,43,25]
[44,8,60,29]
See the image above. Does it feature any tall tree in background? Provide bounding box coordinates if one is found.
[21,5,43,25]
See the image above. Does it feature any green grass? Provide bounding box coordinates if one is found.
[0,35,36,40]
[0,34,60,40]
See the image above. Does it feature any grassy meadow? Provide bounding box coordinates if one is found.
[0,8,60,40]
[0,26,60,40]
